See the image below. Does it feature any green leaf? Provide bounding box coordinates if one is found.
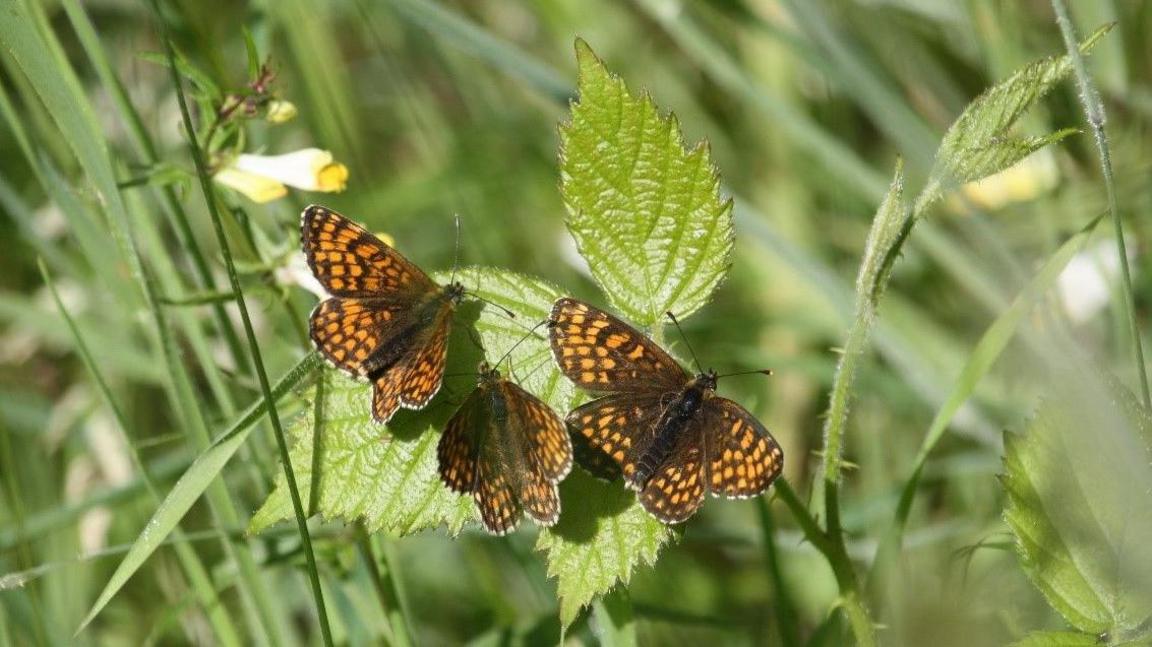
[1002,368,1152,638]
[559,39,733,328]
[78,353,319,632]
[921,24,1111,208]
[250,268,572,536]
[536,471,670,627]
[1009,631,1100,647]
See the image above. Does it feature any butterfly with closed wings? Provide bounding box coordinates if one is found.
[548,297,783,523]
[302,205,463,423]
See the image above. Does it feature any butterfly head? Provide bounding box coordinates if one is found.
[694,369,719,393]
[476,361,502,384]
[445,281,466,304]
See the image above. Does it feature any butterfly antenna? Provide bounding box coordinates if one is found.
[665,310,705,375]
[494,319,548,372]
[715,368,774,379]
[450,213,461,286]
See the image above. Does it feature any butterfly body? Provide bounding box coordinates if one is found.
[549,297,782,523]
[438,363,573,535]
[633,371,717,489]
[302,205,462,423]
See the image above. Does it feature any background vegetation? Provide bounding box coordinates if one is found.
[1,1,1150,645]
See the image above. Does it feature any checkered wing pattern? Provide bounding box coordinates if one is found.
[565,393,666,486]
[549,298,687,394]
[439,376,571,534]
[503,381,572,482]
[438,387,484,493]
[309,298,406,376]
[638,430,707,524]
[397,312,452,409]
[301,205,435,299]
[702,398,783,499]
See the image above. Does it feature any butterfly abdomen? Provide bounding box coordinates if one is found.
[633,384,707,487]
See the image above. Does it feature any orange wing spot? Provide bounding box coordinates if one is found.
[580,371,596,383]
[580,358,596,370]
[626,346,644,360]
[605,334,626,349]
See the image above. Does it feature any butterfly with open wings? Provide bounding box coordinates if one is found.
[302,205,463,423]
[549,297,783,523]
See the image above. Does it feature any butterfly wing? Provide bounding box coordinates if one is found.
[565,392,671,488]
[309,298,409,376]
[438,386,486,494]
[700,397,783,499]
[549,297,688,394]
[502,381,572,482]
[396,305,453,409]
[499,381,569,527]
[637,429,707,524]
[301,205,437,300]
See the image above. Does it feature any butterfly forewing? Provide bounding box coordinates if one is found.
[549,297,687,393]
[503,381,573,482]
[701,398,783,499]
[302,205,436,299]
[397,311,453,409]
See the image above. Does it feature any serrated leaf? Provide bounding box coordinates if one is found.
[1003,367,1152,638]
[536,471,670,627]
[252,267,674,623]
[250,267,574,536]
[1010,631,1100,647]
[560,39,733,327]
[923,25,1111,207]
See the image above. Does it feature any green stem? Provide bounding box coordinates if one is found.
[1050,0,1150,408]
[356,529,411,647]
[151,2,334,644]
[756,498,801,647]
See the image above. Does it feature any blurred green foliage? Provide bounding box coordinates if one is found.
[2,0,1151,645]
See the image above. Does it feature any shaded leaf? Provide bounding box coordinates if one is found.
[536,471,670,627]
[1003,367,1152,638]
[560,39,733,327]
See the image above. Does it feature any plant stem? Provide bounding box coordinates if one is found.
[151,2,334,644]
[756,498,801,647]
[1050,0,1150,408]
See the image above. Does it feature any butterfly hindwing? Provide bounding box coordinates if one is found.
[701,398,783,499]
[549,297,687,394]
[503,381,572,482]
[638,430,707,524]
[565,392,667,487]
[438,387,485,493]
[309,298,407,376]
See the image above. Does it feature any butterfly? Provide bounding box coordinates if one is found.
[302,205,464,423]
[548,297,783,523]
[438,362,573,535]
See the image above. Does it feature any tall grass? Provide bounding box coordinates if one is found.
[2,1,1149,645]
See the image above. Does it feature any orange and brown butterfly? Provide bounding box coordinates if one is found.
[548,297,782,524]
[301,205,464,424]
[438,362,573,535]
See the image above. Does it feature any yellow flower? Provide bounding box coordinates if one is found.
[956,150,1058,211]
[265,100,298,124]
[213,148,349,203]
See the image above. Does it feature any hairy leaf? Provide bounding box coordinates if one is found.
[250,267,573,536]
[922,25,1110,208]
[559,39,733,327]
[536,471,670,627]
[1003,367,1152,638]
